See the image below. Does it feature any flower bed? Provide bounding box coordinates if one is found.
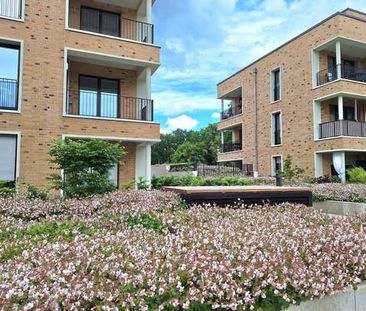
[313,183,366,203]
[0,191,366,310]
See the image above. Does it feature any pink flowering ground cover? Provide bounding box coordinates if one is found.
[0,191,366,310]
[312,183,366,203]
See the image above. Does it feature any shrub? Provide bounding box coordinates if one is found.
[0,181,15,196]
[26,184,49,200]
[281,155,305,181]
[122,180,135,191]
[48,139,126,198]
[348,167,366,183]
[136,177,150,190]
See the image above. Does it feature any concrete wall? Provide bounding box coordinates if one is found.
[289,283,366,311]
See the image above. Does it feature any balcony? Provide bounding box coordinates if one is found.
[314,38,366,87]
[219,142,243,153]
[67,0,154,44]
[66,90,154,122]
[319,120,366,139]
[221,104,242,120]
[0,0,22,20]
[0,78,18,110]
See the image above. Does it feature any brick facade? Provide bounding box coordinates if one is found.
[0,0,160,189]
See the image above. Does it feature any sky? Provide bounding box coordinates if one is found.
[151,0,366,134]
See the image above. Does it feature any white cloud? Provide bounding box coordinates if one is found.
[165,38,185,53]
[211,112,221,119]
[153,90,218,115]
[161,115,199,134]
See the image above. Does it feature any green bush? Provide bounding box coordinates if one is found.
[136,177,150,190]
[26,184,49,200]
[347,167,366,183]
[281,155,305,181]
[48,139,126,198]
[0,181,16,196]
[151,175,258,189]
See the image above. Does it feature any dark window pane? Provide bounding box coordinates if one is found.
[273,112,281,145]
[81,7,100,33]
[273,69,280,101]
[101,11,120,37]
[0,44,19,110]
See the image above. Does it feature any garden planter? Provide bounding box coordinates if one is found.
[314,200,366,216]
[288,283,366,311]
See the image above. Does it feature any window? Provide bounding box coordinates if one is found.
[330,105,355,121]
[0,43,20,110]
[0,134,17,182]
[80,6,120,37]
[272,156,282,176]
[272,68,281,102]
[272,112,282,146]
[0,0,22,19]
[79,75,119,118]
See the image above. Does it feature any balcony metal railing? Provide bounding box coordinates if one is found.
[0,78,18,110]
[0,0,22,19]
[66,89,154,122]
[319,120,366,138]
[221,105,242,120]
[316,64,366,86]
[219,142,243,153]
[121,17,154,44]
[316,66,339,86]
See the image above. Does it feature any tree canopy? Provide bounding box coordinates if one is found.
[152,124,219,165]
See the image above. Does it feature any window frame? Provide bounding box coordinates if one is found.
[0,40,22,112]
[78,74,120,119]
[0,132,20,183]
[271,67,282,103]
[271,111,282,146]
[80,6,121,38]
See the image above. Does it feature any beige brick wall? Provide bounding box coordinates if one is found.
[0,0,160,189]
[217,12,366,177]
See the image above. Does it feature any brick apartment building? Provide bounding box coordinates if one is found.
[217,8,366,182]
[0,0,160,189]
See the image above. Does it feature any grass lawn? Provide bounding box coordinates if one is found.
[0,191,365,310]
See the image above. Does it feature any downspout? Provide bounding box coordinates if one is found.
[254,68,259,177]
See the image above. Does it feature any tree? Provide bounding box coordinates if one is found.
[152,124,220,165]
[171,142,206,164]
[48,139,126,198]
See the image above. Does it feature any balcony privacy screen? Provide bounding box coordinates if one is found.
[0,0,22,19]
[0,135,17,181]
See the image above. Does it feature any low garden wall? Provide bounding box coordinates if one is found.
[314,200,366,216]
[289,283,366,311]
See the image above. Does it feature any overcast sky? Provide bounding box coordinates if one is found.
[151,0,366,134]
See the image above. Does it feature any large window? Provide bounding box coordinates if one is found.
[0,0,22,19]
[0,43,20,110]
[80,6,120,37]
[272,112,282,146]
[271,68,281,102]
[0,134,17,182]
[79,75,119,118]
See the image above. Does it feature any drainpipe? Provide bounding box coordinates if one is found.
[254,68,259,177]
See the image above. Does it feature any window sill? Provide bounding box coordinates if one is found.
[0,15,24,23]
[270,99,282,104]
[0,109,20,114]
